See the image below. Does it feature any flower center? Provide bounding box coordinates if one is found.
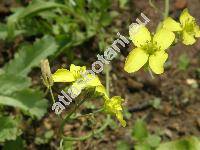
[70,66,87,81]
[73,71,81,80]
[72,69,85,80]
[183,20,195,34]
[142,41,160,55]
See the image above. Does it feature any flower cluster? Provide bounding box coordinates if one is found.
[124,9,200,74]
[52,64,126,127]
[52,64,103,95]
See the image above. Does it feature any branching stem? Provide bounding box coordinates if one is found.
[164,0,169,19]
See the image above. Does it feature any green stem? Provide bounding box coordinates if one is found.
[63,115,111,141]
[164,0,169,19]
[44,88,49,96]
[105,64,110,97]
[60,98,88,134]
[61,61,112,141]
[148,68,155,79]
[71,108,104,119]
[49,86,55,104]
[49,87,63,120]
[54,31,96,57]
[149,0,158,11]
[60,48,112,141]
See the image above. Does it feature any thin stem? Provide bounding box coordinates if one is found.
[149,0,158,12]
[44,88,49,96]
[61,61,112,140]
[105,64,110,97]
[71,108,104,119]
[59,139,64,150]
[60,98,89,134]
[49,86,55,104]
[60,46,112,141]
[49,87,63,121]
[63,115,111,141]
[148,68,155,79]
[163,0,169,19]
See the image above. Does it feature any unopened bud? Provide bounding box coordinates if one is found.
[40,59,53,88]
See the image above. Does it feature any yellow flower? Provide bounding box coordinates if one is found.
[52,64,87,82]
[162,8,200,45]
[52,64,106,97]
[104,96,126,127]
[124,25,175,74]
[52,64,126,127]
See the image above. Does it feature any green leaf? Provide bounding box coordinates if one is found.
[132,119,148,142]
[60,139,74,150]
[3,35,58,76]
[100,11,113,26]
[118,0,129,9]
[116,141,130,150]
[178,53,190,70]
[146,134,161,147]
[0,89,48,119]
[0,73,31,95]
[0,116,22,143]
[150,98,161,109]
[135,144,151,150]
[7,7,25,39]
[6,0,77,39]
[156,136,200,150]
[3,137,25,150]
[35,130,54,145]
[15,0,66,19]
[0,23,8,40]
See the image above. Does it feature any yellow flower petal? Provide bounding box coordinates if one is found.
[116,111,126,127]
[180,9,195,26]
[84,74,102,87]
[110,96,123,111]
[162,17,182,31]
[52,69,75,82]
[129,25,151,47]
[70,64,86,79]
[182,31,196,45]
[194,25,200,37]
[149,51,168,74]
[69,82,84,98]
[124,48,149,73]
[153,29,175,50]
[104,96,126,127]
[73,74,104,97]
[104,96,123,113]
[95,85,109,99]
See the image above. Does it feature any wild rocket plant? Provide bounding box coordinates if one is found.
[44,8,199,148]
[51,64,126,127]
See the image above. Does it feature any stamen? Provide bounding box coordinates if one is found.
[142,41,159,55]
